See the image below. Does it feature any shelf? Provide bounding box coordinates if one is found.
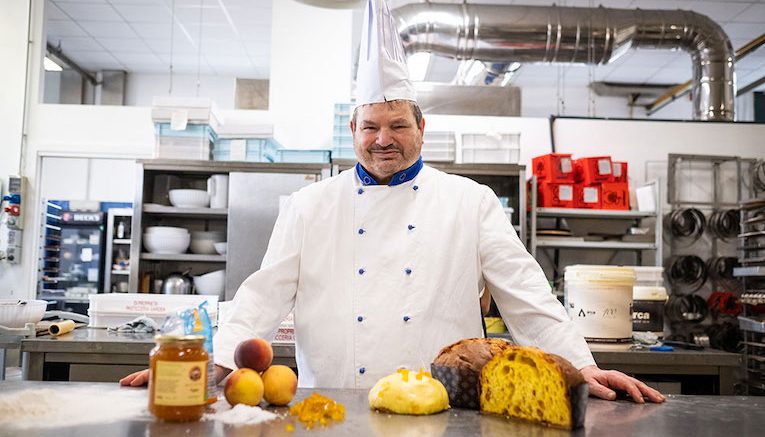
[113,239,132,244]
[734,266,765,277]
[111,270,130,275]
[143,204,228,217]
[141,253,226,262]
[536,240,656,250]
[535,208,655,219]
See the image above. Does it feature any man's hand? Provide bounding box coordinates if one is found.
[580,365,666,404]
[119,369,149,387]
[119,365,233,387]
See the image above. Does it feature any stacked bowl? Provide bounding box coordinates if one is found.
[144,226,190,254]
[190,231,226,254]
[169,189,209,208]
[193,269,225,297]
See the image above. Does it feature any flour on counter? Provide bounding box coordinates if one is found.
[0,387,148,430]
[203,401,278,426]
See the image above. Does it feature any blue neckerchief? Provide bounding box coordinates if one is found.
[355,157,423,186]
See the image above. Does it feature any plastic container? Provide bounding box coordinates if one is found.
[574,157,614,185]
[532,153,574,183]
[461,133,520,164]
[600,182,629,210]
[332,146,356,160]
[213,138,279,162]
[87,293,218,328]
[632,286,668,338]
[422,131,456,162]
[612,161,628,183]
[564,265,636,342]
[574,184,601,209]
[536,181,575,208]
[154,123,216,161]
[275,149,332,164]
[633,266,665,287]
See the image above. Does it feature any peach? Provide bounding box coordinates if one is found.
[224,368,264,407]
[234,338,273,372]
[262,365,298,406]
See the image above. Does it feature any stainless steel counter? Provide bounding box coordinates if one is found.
[0,380,762,437]
[21,329,741,394]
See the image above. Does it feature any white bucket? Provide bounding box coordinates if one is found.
[564,265,636,343]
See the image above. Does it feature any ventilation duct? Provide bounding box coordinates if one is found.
[394,2,735,120]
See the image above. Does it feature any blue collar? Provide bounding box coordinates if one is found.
[355,157,423,186]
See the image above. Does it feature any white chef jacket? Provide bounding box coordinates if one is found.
[214,163,595,388]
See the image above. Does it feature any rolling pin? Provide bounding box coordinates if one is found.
[49,320,76,336]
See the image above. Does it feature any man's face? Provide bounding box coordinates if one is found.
[351,101,424,184]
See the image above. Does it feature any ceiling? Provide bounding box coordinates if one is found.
[45,0,765,92]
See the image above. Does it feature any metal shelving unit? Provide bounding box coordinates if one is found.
[736,198,765,395]
[104,208,132,293]
[130,159,332,299]
[528,176,662,268]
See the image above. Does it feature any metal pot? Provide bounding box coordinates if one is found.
[162,270,193,295]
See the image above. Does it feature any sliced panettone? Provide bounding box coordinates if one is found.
[479,346,588,429]
[430,338,512,409]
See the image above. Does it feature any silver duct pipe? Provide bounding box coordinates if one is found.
[394,3,735,121]
[455,61,521,86]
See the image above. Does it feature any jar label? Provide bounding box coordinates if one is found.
[153,360,207,406]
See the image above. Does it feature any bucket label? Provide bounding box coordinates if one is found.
[567,299,632,340]
[632,300,664,332]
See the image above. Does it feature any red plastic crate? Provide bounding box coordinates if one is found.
[532,153,574,183]
[612,161,628,183]
[574,184,602,209]
[537,181,575,208]
[601,182,630,210]
[574,156,614,185]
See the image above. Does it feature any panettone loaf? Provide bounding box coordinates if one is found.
[479,346,588,429]
[430,338,512,409]
[432,338,512,372]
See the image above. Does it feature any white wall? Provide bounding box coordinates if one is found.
[521,85,692,120]
[125,73,237,109]
[0,0,31,298]
[267,1,353,149]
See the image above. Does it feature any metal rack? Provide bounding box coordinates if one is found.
[736,198,765,395]
[528,176,662,282]
[129,159,332,300]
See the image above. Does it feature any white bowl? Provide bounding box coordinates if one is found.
[169,189,210,208]
[214,242,227,255]
[145,226,189,237]
[193,270,225,296]
[143,233,190,254]
[0,300,48,328]
[190,231,226,254]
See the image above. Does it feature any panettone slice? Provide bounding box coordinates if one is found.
[479,346,588,429]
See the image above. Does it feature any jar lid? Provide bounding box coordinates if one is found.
[154,334,205,346]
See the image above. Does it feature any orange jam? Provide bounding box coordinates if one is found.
[148,335,208,422]
[289,392,345,429]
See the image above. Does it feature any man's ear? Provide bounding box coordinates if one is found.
[349,119,355,133]
[420,117,426,133]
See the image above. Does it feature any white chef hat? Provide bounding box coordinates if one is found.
[355,0,417,106]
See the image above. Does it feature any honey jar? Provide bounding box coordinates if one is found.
[149,335,208,422]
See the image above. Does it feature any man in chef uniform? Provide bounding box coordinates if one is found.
[123,0,663,404]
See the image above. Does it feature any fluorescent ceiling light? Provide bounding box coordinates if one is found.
[44,56,62,72]
[407,52,431,82]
